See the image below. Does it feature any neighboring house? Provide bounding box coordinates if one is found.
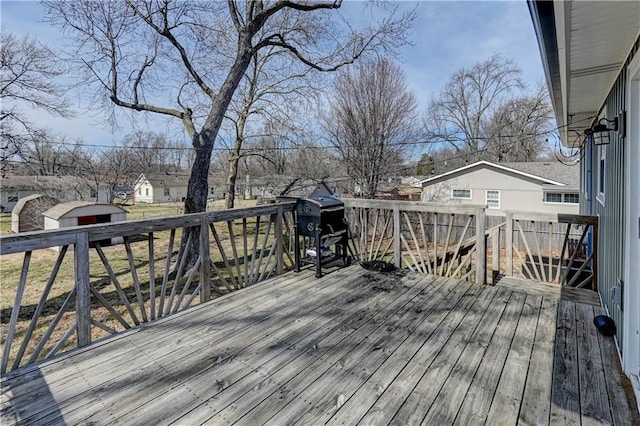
[530,0,640,403]
[133,173,226,203]
[417,161,580,215]
[133,173,189,204]
[0,176,109,213]
[242,176,342,200]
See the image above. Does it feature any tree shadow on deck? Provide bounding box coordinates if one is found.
[1,367,64,425]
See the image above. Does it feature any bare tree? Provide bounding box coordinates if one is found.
[221,45,323,208]
[45,0,413,216]
[87,147,137,202]
[481,83,553,161]
[324,57,417,198]
[123,131,188,174]
[21,135,89,176]
[1,32,71,175]
[424,55,528,162]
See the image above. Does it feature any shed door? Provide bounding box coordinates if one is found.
[78,214,111,247]
[77,215,96,226]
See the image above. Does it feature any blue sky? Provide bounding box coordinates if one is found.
[1,0,546,147]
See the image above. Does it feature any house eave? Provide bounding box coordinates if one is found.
[418,161,566,188]
[529,0,640,147]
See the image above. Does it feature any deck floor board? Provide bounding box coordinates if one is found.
[1,266,637,425]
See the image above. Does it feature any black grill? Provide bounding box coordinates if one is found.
[294,186,350,277]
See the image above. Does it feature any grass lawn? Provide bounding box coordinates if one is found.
[1,199,271,370]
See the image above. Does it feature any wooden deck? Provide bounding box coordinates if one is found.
[1,266,638,425]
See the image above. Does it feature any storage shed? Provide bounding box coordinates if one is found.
[11,194,60,233]
[43,201,127,250]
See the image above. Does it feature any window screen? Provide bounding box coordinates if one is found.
[486,190,500,209]
[452,189,471,199]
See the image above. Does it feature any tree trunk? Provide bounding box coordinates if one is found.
[179,142,214,271]
[225,137,243,209]
[185,144,213,214]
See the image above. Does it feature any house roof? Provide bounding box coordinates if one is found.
[417,160,579,189]
[134,173,190,188]
[528,1,640,147]
[1,176,108,190]
[43,201,126,220]
[134,173,225,188]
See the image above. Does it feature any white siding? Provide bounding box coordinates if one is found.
[421,168,579,215]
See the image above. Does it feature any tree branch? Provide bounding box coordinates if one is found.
[126,0,215,98]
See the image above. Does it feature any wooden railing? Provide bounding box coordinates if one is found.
[0,199,598,375]
[344,200,487,284]
[497,212,598,289]
[0,203,296,374]
[344,201,597,290]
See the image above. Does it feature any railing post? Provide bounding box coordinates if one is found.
[491,226,500,284]
[75,232,91,347]
[393,203,401,268]
[475,208,486,285]
[505,212,513,276]
[276,205,284,275]
[199,215,211,302]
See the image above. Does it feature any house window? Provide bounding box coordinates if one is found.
[145,188,149,196]
[486,190,500,209]
[543,192,579,204]
[544,192,563,203]
[164,187,170,196]
[451,189,471,199]
[564,193,579,204]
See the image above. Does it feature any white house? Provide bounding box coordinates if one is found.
[530,0,640,404]
[417,161,580,215]
[133,173,189,204]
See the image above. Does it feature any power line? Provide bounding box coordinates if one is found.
[1,115,595,154]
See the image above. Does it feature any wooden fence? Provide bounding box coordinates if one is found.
[0,203,296,374]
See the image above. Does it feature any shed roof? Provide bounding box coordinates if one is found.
[43,201,126,220]
[12,194,60,215]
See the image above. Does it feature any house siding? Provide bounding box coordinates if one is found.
[421,168,579,215]
[133,174,189,204]
[583,37,639,349]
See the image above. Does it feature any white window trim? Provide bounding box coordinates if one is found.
[543,192,563,204]
[486,190,500,209]
[451,188,472,200]
[563,193,580,204]
[543,192,580,204]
